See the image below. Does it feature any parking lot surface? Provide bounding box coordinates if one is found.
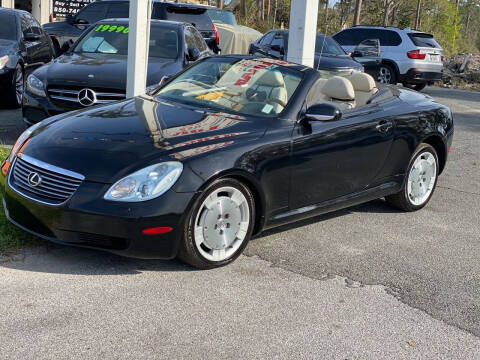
[1,87,479,359]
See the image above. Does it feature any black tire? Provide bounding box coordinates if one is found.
[403,83,427,92]
[385,143,439,212]
[378,63,397,84]
[5,64,24,109]
[177,178,255,269]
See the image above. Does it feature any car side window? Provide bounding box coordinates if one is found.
[271,33,284,48]
[20,14,31,36]
[191,27,208,52]
[184,26,197,50]
[106,3,129,19]
[75,3,109,24]
[260,31,275,45]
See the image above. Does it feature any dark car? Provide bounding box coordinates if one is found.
[249,30,380,75]
[2,56,453,269]
[22,19,212,125]
[43,0,220,54]
[0,8,55,108]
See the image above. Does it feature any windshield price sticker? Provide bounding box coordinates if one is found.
[94,25,129,34]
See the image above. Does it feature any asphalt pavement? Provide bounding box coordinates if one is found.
[0,87,479,359]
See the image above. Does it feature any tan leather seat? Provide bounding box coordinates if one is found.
[321,76,355,110]
[247,71,288,113]
[346,72,378,106]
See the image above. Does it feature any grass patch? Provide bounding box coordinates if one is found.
[0,147,41,256]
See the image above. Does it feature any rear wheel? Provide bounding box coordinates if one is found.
[178,178,255,269]
[386,143,439,211]
[377,64,397,84]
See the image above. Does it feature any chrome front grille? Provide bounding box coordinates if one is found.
[47,87,126,107]
[9,154,84,205]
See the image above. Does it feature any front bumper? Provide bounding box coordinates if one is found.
[399,69,443,85]
[1,169,196,259]
[22,90,78,125]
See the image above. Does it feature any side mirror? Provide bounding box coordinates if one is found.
[352,50,363,58]
[271,44,285,55]
[304,104,342,122]
[187,47,201,62]
[75,18,89,25]
[24,33,41,42]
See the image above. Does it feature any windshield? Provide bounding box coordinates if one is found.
[0,13,17,40]
[315,36,346,55]
[74,24,179,59]
[157,58,303,118]
[207,9,237,25]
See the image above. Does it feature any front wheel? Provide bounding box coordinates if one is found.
[386,143,439,211]
[178,178,255,269]
[5,64,24,108]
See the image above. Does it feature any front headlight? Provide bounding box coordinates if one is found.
[0,55,8,70]
[104,162,183,202]
[26,74,46,97]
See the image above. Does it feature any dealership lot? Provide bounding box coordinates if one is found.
[0,87,479,358]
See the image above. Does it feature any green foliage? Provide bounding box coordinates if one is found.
[231,0,480,55]
[0,147,40,255]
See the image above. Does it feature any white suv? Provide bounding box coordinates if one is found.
[333,26,443,91]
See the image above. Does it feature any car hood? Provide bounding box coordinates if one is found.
[42,53,181,89]
[0,39,17,57]
[21,96,267,183]
[314,54,362,71]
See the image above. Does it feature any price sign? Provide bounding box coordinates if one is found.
[53,0,96,17]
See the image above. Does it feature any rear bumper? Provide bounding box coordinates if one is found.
[399,69,443,84]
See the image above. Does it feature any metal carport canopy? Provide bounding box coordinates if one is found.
[125,0,319,98]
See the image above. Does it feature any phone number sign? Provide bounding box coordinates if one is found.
[53,0,96,17]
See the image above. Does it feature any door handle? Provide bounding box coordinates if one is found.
[376,120,393,133]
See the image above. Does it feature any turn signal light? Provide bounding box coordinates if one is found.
[407,50,426,60]
[142,227,173,235]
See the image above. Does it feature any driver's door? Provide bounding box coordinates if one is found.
[289,83,395,210]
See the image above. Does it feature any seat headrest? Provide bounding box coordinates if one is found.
[255,71,285,87]
[348,72,376,92]
[322,76,355,101]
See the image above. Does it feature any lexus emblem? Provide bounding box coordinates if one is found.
[78,88,97,107]
[28,172,42,187]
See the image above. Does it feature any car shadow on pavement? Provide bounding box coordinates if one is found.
[0,243,198,275]
[254,198,401,239]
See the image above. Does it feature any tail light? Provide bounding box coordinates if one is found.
[212,23,219,45]
[407,50,426,60]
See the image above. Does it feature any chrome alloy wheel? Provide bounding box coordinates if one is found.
[194,186,250,262]
[407,151,437,206]
[15,69,24,106]
[378,66,392,84]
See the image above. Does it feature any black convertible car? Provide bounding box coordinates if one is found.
[1,56,453,269]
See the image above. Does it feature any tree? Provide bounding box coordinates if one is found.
[353,0,362,25]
